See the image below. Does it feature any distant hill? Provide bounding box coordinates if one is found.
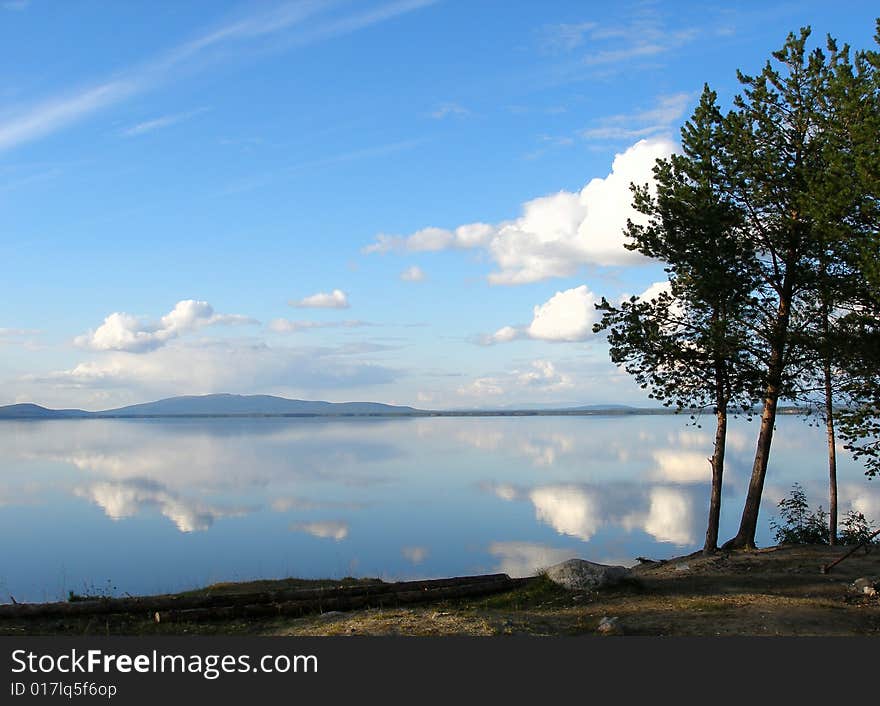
[0,394,419,419]
[0,395,684,419]
[96,394,419,417]
[442,402,647,412]
[563,403,639,412]
[0,403,91,419]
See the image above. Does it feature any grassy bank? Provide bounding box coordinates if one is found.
[2,545,878,637]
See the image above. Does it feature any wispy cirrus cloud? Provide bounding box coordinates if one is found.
[0,327,42,350]
[0,327,40,339]
[221,138,424,194]
[429,102,470,120]
[0,163,64,193]
[0,0,439,152]
[269,318,369,333]
[0,1,320,152]
[120,107,210,137]
[0,81,139,152]
[399,265,426,282]
[534,8,698,86]
[524,133,575,160]
[580,92,692,142]
[537,22,598,53]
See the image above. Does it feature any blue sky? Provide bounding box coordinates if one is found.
[1,0,877,410]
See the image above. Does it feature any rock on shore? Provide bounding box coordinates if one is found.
[544,559,631,591]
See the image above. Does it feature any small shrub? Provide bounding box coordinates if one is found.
[770,485,878,546]
[839,510,877,546]
[769,484,829,544]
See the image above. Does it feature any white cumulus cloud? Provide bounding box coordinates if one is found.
[456,360,572,401]
[622,486,696,545]
[516,360,572,390]
[366,223,495,254]
[75,300,256,353]
[290,289,350,309]
[75,479,248,533]
[365,138,676,284]
[485,325,521,344]
[527,285,601,341]
[291,520,349,541]
[650,450,710,484]
[633,280,671,303]
[529,485,601,541]
[488,542,574,578]
[483,284,602,344]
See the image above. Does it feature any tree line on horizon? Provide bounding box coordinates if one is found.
[593,21,880,553]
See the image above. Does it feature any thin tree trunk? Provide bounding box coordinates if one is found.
[722,391,779,549]
[824,358,838,545]
[704,358,728,554]
[819,271,838,546]
[704,406,727,554]
[723,278,792,550]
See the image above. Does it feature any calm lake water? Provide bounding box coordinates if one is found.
[1,414,878,603]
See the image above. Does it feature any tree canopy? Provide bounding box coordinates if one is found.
[594,21,880,550]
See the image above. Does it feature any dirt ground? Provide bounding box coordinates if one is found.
[265,544,880,637]
[3,544,879,637]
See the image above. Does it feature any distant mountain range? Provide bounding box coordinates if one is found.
[0,394,656,419]
[0,403,93,419]
[0,394,418,419]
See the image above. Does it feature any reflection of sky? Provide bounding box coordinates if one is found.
[1,415,878,600]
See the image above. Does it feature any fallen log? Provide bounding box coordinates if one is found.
[821,528,880,574]
[0,574,517,620]
[153,577,535,624]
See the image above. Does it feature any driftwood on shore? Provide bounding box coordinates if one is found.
[821,528,880,573]
[0,574,534,623]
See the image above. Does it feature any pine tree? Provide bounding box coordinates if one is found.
[594,86,762,554]
[719,28,847,549]
[825,22,880,480]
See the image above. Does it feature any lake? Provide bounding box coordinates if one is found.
[1,414,877,603]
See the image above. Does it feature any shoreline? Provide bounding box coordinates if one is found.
[2,544,878,637]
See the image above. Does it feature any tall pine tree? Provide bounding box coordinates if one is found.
[594,86,762,553]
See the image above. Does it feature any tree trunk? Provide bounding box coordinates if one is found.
[722,392,779,549]
[825,358,838,545]
[704,406,727,554]
[819,272,838,546]
[722,279,792,550]
[704,358,728,555]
